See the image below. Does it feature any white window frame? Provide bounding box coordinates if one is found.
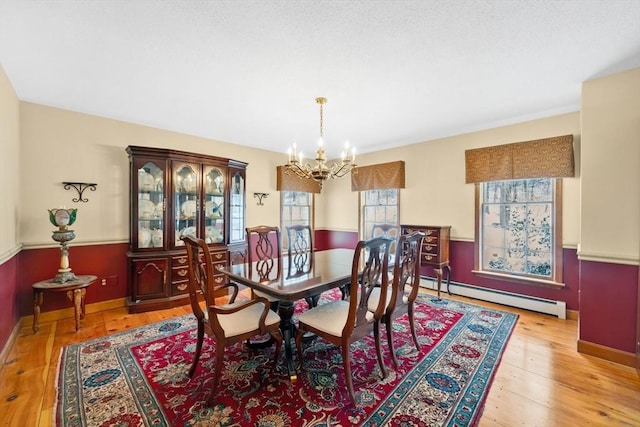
[360,188,400,240]
[280,191,313,252]
[474,178,564,287]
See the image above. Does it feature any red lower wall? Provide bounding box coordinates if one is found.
[315,229,359,251]
[0,253,19,352]
[1,233,637,361]
[447,240,581,311]
[579,260,639,353]
[18,243,129,316]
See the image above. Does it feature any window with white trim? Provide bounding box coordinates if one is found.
[361,189,399,240]
[280,191,313,252]
[477,178,563,285]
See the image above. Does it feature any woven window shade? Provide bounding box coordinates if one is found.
[465,134,574,183]
[276,166,322,193]
[351,160,405,191]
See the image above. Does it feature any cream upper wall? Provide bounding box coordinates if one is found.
[580,67,640,263]
[320,112,581,245]
[0,65,20,259]
[19,102,287,246]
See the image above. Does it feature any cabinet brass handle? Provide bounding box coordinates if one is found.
[214,253,223,260]
[425,230,433,235]
[424,255,433,261]
[214,276,223,284]
[177,257,187,264]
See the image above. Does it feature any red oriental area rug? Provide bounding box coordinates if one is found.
[55,293,517,426]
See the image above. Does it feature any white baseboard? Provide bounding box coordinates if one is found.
[420,277,567,319]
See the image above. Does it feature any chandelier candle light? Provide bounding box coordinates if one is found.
[48,208,78,283]
[285,97,356,187]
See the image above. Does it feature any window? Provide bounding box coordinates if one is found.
[361,189,399,240]
[476,178,563,286]
[281,191,313,251]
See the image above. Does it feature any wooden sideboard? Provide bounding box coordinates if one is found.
[400,225,451,299]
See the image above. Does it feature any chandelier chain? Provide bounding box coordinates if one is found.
[319,101,324,138]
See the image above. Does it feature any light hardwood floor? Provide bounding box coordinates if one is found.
[1,290,638,427]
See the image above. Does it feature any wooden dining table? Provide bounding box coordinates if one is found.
[217,248,355,380]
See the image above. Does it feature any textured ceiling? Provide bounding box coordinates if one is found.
[1,1,639,159]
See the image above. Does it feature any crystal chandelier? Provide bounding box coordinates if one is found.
[284,97,356,187]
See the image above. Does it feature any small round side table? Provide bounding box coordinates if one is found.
[32,275,97,333]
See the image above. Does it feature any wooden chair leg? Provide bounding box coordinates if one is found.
[385,316,399,369]
[207,343,226,406]
[271,329,283,367]
[189,322,205,377]
[408,304,420,351]
[373,322,387,378]
[342,345,357,406]
[294,327,305,370]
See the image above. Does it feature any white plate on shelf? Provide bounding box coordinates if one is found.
[205,226,222,243]
[138,227,151,248]
[155,202,164,218]
[138,199,155,220]
[180,226,196,238]
[181,200,197,218]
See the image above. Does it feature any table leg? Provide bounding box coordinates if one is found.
[276,300,297,381]
[67,289,83,331]
[434,268,443,300]
[33,291,43,333]
[443,264,452,295]
[79,288,87,319]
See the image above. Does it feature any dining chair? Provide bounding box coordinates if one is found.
[294,236,394,406]
[285,225,319,307]
[377,231,425,368]
[246,226,282,307]
[181,235,283,406]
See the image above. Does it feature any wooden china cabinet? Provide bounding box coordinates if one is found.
[400,225,451,299]
[126,146,247,313]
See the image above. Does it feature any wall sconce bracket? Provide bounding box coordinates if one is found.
[253,192,269,206]
[63,182,97,203]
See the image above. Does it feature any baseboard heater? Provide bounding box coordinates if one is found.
[419,276,566,319]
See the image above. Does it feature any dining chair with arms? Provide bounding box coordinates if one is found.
[379,231,425,368]
[181,235,283,406]
[294,236,394,406]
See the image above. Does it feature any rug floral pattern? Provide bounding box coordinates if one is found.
[56,294,517,426]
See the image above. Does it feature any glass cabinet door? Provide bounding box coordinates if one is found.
[203,165,225,244]
[174,162,199,248]
[136,161,165,250]
[229,169,245,243]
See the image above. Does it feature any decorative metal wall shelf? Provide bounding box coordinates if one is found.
[253,192,269,206]
[63,182,97,203]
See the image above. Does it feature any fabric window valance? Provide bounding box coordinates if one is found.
[351,160,405,191]
[465,134,575,183]
[276,166,322,193]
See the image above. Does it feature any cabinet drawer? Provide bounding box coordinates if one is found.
[422,252,441,264]
[422,243,439,255]
[172,254,188,267]
[210,250,227,263]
